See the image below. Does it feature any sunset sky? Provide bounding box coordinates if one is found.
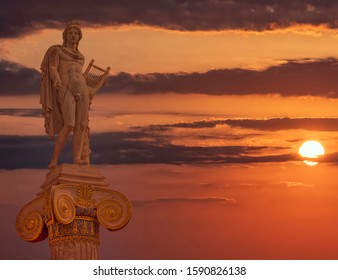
[2,0,338,260]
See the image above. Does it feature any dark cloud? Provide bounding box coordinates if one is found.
[0,108,41,117]
[223,118,338,131]
[0,60,40,95]
[0,135,55,169]
[2,1,338,38]
[195,132,263,142]
[0,131,294,169]
[137,117,338,132]
[106,58,338,97]
[89,132,282,165]
[322,152,338,164]
[4,116,338,169]
[2,58,338,98]
[132,196,237,207]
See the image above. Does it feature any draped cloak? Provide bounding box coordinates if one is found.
[40,45,85,139]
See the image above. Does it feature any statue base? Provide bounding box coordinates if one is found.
[40,163,109,190]
[16,164,132,260]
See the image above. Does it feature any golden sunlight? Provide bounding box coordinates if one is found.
[299,140,325,166]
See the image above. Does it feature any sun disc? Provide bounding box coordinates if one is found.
[299,140,324,166]
[299,140,324,158]
[303,160,318,166]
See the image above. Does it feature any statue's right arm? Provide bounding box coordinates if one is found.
[49,48,62,90]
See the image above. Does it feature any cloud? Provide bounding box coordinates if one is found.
[0,131,295,169]
[4,115,338,169]
[322,152,338,164]
[2,58,338,98]
[136,117,338,132]
[285,181,315,188]
[89,132,284,165]
[2,1,338,38]
[0,108,41,117]
[132,196,237,207]
[0,60,40,95]
[224,118,338,131]
[105,58,338,97]
[3,115,338,169]
[0,135,55,169]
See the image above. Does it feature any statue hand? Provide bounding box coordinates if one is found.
[54,80,63,90]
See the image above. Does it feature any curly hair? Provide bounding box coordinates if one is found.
[62,21,82,49]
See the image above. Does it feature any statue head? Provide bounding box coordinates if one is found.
[62,21,82,49]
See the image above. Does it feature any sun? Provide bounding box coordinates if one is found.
[298,140,325,166]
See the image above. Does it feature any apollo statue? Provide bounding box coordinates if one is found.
[40,21,109,169]
[17,22,130,261]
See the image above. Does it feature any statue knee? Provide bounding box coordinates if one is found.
[63,124,74,134]
[74,123,86,132]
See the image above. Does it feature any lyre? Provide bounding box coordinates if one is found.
[83,59,110,99]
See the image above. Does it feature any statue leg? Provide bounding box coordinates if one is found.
[49,91,76,169]
[80,123,91,165]
[73,91,89,165]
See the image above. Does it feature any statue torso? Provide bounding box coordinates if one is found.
[56,47,87,94]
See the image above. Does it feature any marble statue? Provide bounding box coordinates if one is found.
[40,21,109,169]
[17,22,130,260]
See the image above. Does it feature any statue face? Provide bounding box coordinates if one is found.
[66,27,80,45]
